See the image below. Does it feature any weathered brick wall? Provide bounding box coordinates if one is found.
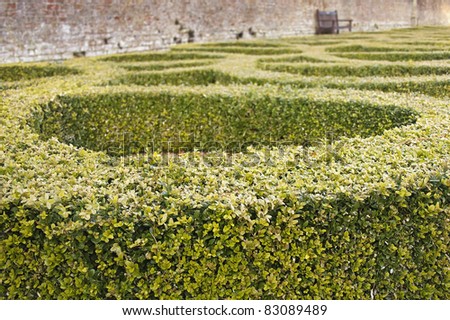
[1,0,449,63]
[418,0,450,25]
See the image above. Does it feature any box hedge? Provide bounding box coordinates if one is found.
[326,44,444,53]
[34,90,418,155]
[120,61,215,72]
[1,27,449,300]
[334,52,450,61]
[258,55,327,63]
[100,52,223,63]
[108,69,258,87]
[199,41,285,48]
[326,79,450,98]
[258,63,450,77]
[0,64,80,82]
[171,46,302,55]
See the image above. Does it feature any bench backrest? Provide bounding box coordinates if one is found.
[316,10,339,34]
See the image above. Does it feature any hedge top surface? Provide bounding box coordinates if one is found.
[333,52,450,61]
[0,64,80,82]
[99,52,224,62]
[2,26,450,201]
[3,83,449,198]
[34,88,419,155]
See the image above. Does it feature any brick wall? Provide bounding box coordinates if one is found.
[0,0,449,63]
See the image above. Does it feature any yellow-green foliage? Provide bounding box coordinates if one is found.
[326,79,450,98]
[199,41,286,48]
[35,91,418,155]
[108,69,258,86]
[171,46,301,55]
[326,44,447,52]
[258,63,449,77]
[334,52,450,61]
[0,64,80,82]
[258,55,327,63]
[100,52,223,62]
[1,27,449,299]
[120,61,215,71]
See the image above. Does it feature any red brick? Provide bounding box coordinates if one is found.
[0,0,448,63]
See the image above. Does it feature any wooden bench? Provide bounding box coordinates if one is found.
[316,10,353,34]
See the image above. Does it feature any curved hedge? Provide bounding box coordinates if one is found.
[200,41,285,48]
[171,47,302,55]
[335,52,450,61]
[100,52,223,63]
[35,91,417,155]
[0,65,80,82]
[258,63,450,77]
[258,55,327,63]
[108,69,251,87]
[326,79,450,98]
[326,44,444,53]
[1,27,450,300]
[120,61,215,72]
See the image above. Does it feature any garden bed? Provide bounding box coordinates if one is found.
[1,26,449,300]
[0,64,80,82]
[35,90,418,155]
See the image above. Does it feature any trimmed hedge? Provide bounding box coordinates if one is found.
[2,27,450,300]
[335,52,450,61]
[326,79,450,98]
[326,44,445,53]
[0,84,19,91]
[200,41,285,48]
[34,91,418,155]
[394,41,450,47]
[0,65,80,82]
[171,47,302,55]
[120,61,215,72]
[258,55,327,63]
[100,52,223,63]
[258,63,450,77]
[108,69,253,87]
[303,41,342,46]
[284,39,343,46]
[3,86,450,299]
[3,174,448,299]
